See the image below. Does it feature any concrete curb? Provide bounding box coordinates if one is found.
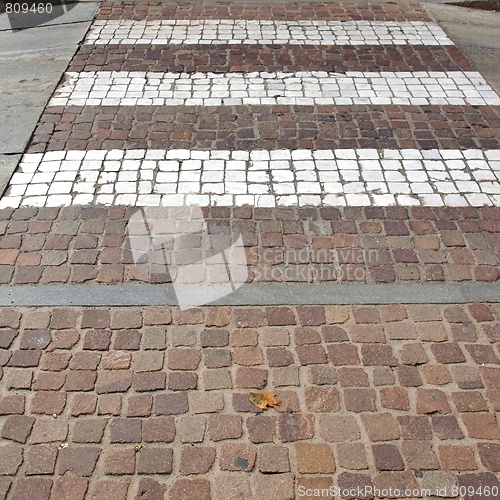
[1,283,498,306]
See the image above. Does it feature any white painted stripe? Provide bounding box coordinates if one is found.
[2,149,499,208]
[86,19,454,46]
[49,71,500,107]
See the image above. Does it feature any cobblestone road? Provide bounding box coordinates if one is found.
[1,2,500,209]
[0,2,499,500]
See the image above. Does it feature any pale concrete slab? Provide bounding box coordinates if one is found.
[0,21,91,155]
[1,283,499,307]
[426,4,500,93]
[0,2,98,31]
[0,154,21,197]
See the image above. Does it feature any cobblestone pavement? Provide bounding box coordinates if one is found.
[0,206,499,286]
[0,1,499,499]
[1,304,500,499]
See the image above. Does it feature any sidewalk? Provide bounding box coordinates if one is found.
[1,303,500,499]
[0,1,499,499]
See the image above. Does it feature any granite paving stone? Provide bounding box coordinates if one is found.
[0,0,499,498]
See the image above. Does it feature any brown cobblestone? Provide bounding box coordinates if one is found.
[372,443,404,471]
[169,371,197,391]
[96,371,132,393]
[452,365,484,389]
[398,415,432,440]
[1,293,500,491]
[81,310,110,329]
[452,391,488,412]
[380,387,409,411]
[4,209,500,286]
[104,448,135,475]
[5,369,32,389]
[326,343,360,365]
[266,307,296,326]
[109,419,142,443]
[296,443,336,474]
[422,364,452,385]
[0,443,23,476]
[66,370,97,391]
[72,419,107,443]
[49,331,79,350]
[361,413,400,441]
[169,478,211,500]
[168,348,202,370]
[102,351,131,370]
[439,445,477,470]
[179,446,216,474]
[57,446,101,476]
[220,443,257,471]
[1,415,35,443]
[296,344,328,365]
[416,388,452,414]
[7,350,41,367]
[350,324,386,343]
[9,478,52,500]
[90,478,131,500]
[487,389,500,410]
[233,346,264,366]
[397,365,423,387]
[51,476,88,500]
[30,392,66,415]
[278,413,314,442]
[190,392,224,414]
[137,447,173,474]
[462,413,500,439]
[135,478,166,499]
[200,328,229,347]
[24,445,58,475]
[235,366,267,388]
[30,419,68,444]
[305,386,340,412]
[176,416,205,444]
[208,415,242,441]
[361,344,398,366]
[477,443,500,472]
[230,328,258,347]
[372,366,396,386]
[83,330,112,350]
[247,415,275,443]
[336,443,368,471]
[155,392,189,415]
[457,473,500,500]
[344,388,376,412]
[432,415,465,440]
[113,329,141,350]
[142,416,176,443]
[205,307,231,327]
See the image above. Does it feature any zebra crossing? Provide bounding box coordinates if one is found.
[87,19,454,45]
[51,71,500,108]
[1,1,499,209]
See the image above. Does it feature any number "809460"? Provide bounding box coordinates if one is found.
[6,3,53,14]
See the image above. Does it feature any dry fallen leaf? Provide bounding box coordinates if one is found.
[249,392,281,410]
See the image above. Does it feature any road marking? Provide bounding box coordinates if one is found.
[49,71,500,107]
[2,149,499,208]
[85,19,454,46]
